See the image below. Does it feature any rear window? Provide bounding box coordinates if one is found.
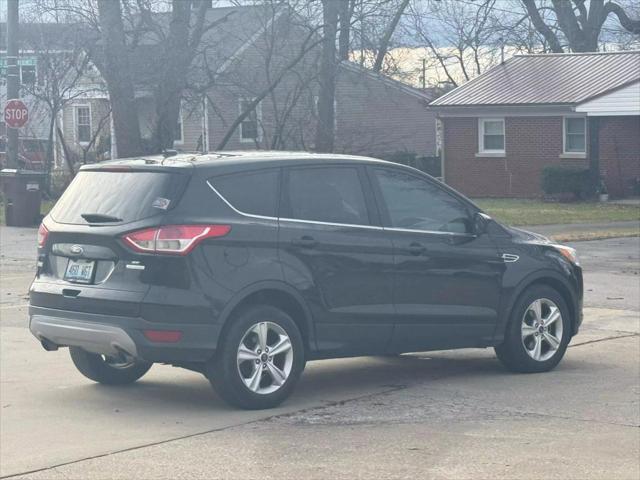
[209,169,280,217]
[50,171,188,225]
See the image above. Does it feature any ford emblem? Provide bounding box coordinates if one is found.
[70,245,83,256]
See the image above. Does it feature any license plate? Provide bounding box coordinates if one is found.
[64,259,95,284]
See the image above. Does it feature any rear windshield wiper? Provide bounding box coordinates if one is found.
[81,213,123,223]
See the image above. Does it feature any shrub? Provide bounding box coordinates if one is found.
[541,166,591,200]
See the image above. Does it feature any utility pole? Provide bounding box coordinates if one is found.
[6,0,20,169]
[422,58,426,90]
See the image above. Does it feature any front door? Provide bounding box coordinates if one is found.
[369,167,504,353]
[279,165,395,357]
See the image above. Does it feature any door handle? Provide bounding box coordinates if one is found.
[291,236,317,249]
[407,242,427,256]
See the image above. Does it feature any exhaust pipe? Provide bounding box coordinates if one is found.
[40,338,59,351]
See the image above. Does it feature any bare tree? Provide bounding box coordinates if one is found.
[406,0,502,88]
[523,0,640,52]
[16,40,93,183]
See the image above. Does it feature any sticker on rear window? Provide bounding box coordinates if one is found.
[152,197,171,210]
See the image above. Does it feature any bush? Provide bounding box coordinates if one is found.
[541,166,591,200]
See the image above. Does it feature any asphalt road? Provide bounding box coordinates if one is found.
[1,227,638,479]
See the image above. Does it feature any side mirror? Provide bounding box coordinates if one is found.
[473,212,492,236]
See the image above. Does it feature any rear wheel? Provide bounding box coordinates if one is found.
[69,347,152,385]
[207,305,305,410]
[495,285,571,373]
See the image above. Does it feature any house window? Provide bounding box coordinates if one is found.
[564,117,586,154]
[75,106,91,144]
[20,65,37,85]
[239,98,261,142]
[479,118,505,153]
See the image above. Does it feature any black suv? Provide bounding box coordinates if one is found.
[29,152,583,409]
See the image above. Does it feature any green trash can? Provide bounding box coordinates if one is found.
[1,169,46,227]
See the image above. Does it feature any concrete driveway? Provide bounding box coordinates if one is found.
[1,227,638,479]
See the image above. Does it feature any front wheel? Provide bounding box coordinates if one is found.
[495,285,571,373]
[207,305,305,410]
[69,347,152,385]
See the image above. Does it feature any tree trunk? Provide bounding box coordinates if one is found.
[97,0,143,158]
[314,0,339,153]
[338,0,353,61]
[152,0,192,152]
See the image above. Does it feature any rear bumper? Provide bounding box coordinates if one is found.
[31,315,138,357]
[29,305,221,363]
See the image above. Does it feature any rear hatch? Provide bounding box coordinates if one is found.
[31,163,192,316]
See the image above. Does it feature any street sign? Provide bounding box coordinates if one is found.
[4,99,29,129]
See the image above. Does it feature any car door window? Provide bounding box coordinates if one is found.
[288,167,370,225]
[210,169,280,217]
[374,168,472,234]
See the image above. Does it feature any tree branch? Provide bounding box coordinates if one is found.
[604,1,640,34]
[373,0,410,73]
[522,0,565,52]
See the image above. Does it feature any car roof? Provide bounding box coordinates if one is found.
[82,151,397,173]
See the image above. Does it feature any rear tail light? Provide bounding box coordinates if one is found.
[37,224,49,248]
[143,329,183,343]
[122,224,230,255]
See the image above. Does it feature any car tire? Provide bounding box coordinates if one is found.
[207,305,305,410]
[495,285,571,373]
[69,347,152,385]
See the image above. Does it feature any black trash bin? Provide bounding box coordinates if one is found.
[1,169,46,227]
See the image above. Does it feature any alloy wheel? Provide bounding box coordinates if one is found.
[521,298,563,362]
[236,321,294,395]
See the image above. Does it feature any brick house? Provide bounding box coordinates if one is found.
[429,51,640,198]
[62,4,436,162]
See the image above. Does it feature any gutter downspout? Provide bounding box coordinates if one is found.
[588,116,600,198]
[438,116,445,182]
[110,109,117,160]
[202,95,209,153]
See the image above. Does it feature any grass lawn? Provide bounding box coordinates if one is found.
[1,198,638,228]
[475,198,640,226]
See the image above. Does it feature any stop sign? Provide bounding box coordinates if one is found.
[4,99,29,129]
